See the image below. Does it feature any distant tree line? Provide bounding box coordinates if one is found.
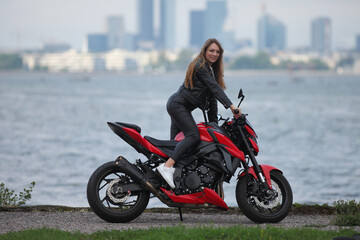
[150,49,195,71]
[229,52,274,69]
[0,54,23,70]
[277,59,329,70]
[228,52,329,70]
[336,57,354,68]
[152,51,331,72]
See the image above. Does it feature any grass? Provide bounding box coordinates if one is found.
[1,200,359,239]
[291,202,335,215]
[0,225,359,240]
[332,199,360,226]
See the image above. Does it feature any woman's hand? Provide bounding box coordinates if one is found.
[230,105,241,118]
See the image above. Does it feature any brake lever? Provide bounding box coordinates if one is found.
[220,117,230,128]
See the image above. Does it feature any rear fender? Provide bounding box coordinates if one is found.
[108,122,167,158]
[239,165,282,189]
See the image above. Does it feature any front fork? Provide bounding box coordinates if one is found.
[237,123,273,189]
[239,163,281,203]
[239,163,282,190]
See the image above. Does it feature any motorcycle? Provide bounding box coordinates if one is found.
[87,89,293,223]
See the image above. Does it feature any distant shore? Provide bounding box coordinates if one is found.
[1,69,356,77]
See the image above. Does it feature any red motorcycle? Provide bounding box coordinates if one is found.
[87,89,293,223]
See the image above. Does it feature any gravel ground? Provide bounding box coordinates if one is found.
[1,211,359,234]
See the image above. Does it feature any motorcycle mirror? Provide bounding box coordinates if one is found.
[237,89,245,107]
[238,89,244,99]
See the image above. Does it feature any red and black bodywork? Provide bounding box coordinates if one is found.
[88,89,293,224]
[106,113,277,210]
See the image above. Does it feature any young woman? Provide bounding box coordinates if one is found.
[157,38,241,188]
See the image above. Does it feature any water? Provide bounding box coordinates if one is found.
[0,71,359,207]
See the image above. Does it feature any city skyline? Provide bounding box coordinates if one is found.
[1,0,360,51]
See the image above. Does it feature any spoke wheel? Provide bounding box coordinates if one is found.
[87,161,150,223]
[236,171,293,223]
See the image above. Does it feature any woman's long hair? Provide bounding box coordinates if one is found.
[184,38,225,90]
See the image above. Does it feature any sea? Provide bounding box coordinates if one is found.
[0,71,359,207]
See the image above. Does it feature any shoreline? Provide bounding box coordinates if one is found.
[1,204,358,234]
[0,203,336,215]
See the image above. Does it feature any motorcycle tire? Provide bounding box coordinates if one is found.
[236,170,293,223]
[87,161,150,223]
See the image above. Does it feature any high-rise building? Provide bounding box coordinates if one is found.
[137,0,154,49]
[355,34,360,52]
[204,0,227,40]
[190,10,205,49]
[124,33,137,51]
[159,0,176,49]
[311,17,331,55]
[107,16,125,50]
[258,14,286,52]
[86,34,108,53]
[220,16,236,52]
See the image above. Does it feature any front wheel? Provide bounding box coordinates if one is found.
[87,161,150,223]
[236,171,293,223]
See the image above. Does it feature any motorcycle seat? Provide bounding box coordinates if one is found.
[144,136,178,148]
[115,122,141,133]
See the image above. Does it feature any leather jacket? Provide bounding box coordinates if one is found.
[178,59,233,122]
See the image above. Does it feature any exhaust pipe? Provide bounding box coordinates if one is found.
[114,156,172,205]
[114,156,148,185]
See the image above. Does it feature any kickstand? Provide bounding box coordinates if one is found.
[178,207,183,221]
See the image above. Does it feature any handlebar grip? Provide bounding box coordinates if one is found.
[234,109,239,115]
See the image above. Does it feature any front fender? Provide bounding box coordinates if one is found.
[239,164,282,189]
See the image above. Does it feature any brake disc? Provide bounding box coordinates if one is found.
[106,179,131,204]
[254,180,281,209]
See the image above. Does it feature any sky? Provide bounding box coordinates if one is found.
[1,0,360,51]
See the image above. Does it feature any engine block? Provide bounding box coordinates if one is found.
[177,163,219,194]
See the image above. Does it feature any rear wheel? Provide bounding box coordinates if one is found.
[236,171,293,223]
[87,161,150,223]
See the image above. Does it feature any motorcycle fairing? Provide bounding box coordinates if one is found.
[107,122,167,158]
[211,131,245,160]
[239,164,282,189]
[160,187,229,209]
[244,122,259,155]
[249,138,259,153]
[175,122,245,161]
[174,123,216,142]
[245,124,257,139]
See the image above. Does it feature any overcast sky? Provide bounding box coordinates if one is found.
[1,0,360,51]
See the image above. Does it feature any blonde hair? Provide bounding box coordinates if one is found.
[184,38,225,89]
